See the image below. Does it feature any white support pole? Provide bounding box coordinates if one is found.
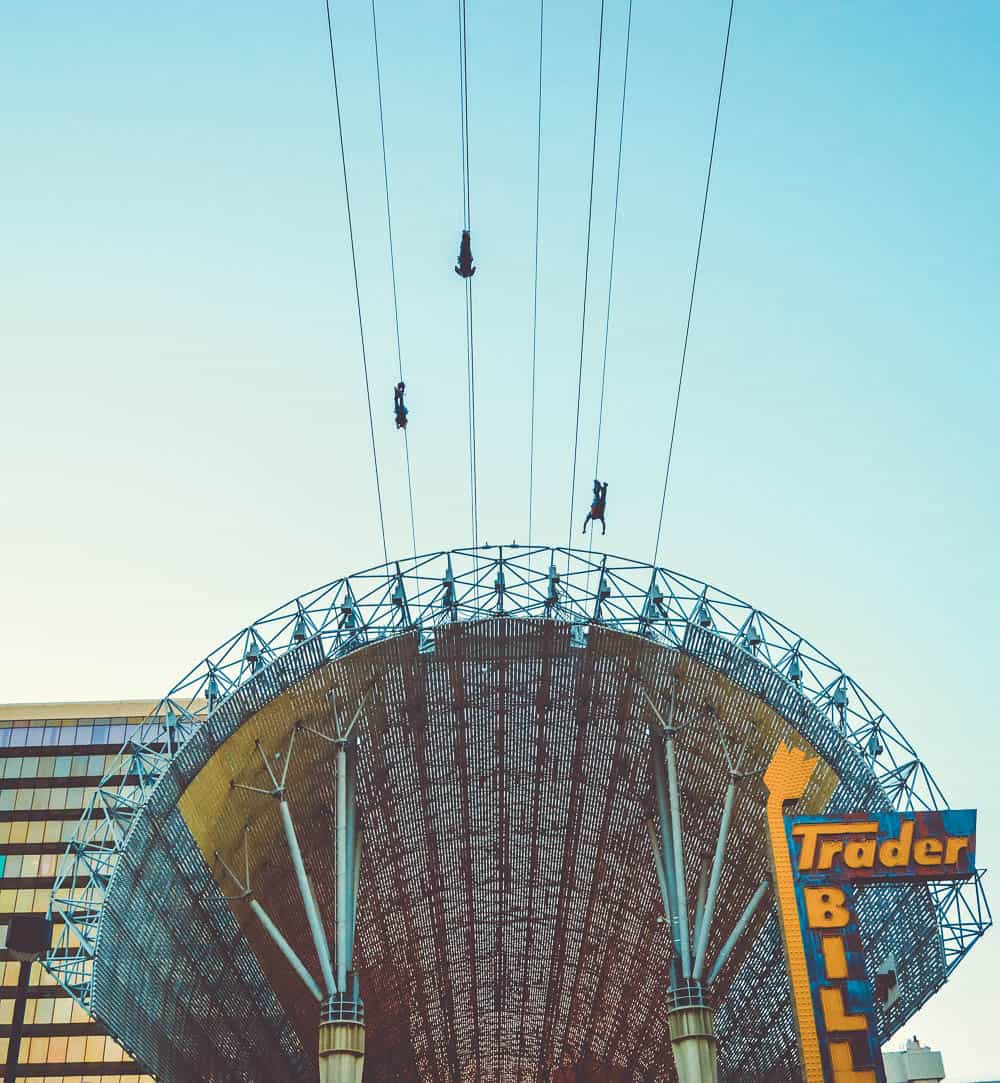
[692,854,710,961]
[692,778,737,981]
[663,727,691,978]
[336,742,349,993]
[647,819,672,921]
[344,749,358,971]
[707,879,770,986]
[652,746,683,964]
[279,799,337,997]
[250,898,324,1003]
[349,830,363,969]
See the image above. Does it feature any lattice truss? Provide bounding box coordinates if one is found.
[45,547,990,1082]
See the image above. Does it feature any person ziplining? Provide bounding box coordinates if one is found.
[455,230,476,278]
[393,381,408,429]
[582,479,608,535]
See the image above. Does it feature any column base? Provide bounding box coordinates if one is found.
[667,982,717,1083]
[320,985,365,1083]
[319,1020,365,1083]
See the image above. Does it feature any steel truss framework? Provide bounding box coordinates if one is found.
[46,546,990,1076]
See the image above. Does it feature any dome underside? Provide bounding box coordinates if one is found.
[93,618,945,1083]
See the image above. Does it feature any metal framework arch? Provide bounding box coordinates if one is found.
[45,545,990,1028]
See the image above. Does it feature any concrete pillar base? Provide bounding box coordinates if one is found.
[667,1005,718,1083]
[319,1020,365,1083]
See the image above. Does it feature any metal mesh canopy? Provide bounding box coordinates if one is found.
[46,547,991,1083]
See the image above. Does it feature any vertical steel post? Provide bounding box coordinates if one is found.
[663,724,691,978]
[4,961,31,1083]
[349,831,363,969]
[321,736,365,1083]
[692,855,709,958]
[336,742,349,992]
[692,778,736,981]
[344,745,357,970]
[279,799,337,997]
[652,744,683,966]
[647,819,672,919]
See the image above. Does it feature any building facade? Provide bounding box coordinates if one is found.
[0,703,156,1083]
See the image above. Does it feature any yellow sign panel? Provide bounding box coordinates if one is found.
[763,742,977,1083]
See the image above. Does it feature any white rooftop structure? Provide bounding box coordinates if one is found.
[884,1037,945,1083]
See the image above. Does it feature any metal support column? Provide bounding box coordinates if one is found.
[279,799,337,997]
[667,983,718,1083]
[662,719,691,978]
[320,737,365,1083]
[707,879,770,985]
[693,776,737,981]
[216,839,325,1003]
[645,689,717,1083]
[336,741,348,992]
[250,898,324,1003]
[651,750,683,964]
[3,961,31,1083]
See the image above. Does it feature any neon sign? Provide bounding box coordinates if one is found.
[764,742,976,1083]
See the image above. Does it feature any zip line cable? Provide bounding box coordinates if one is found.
[585,0,632,585]
[592,0,633,481]
[323,0,388,566]
[370,0,417,562]
[527,0,545,551]
[566,0,607,557]
[458,0,479,548]
[652,0,735,567]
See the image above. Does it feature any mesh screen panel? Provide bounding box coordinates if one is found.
[89,619,944,1083]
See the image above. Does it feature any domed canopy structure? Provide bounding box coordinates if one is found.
[46,547,989,1083]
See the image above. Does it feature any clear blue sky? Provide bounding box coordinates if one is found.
[1,2,997,1076]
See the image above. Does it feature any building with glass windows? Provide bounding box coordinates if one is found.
[0,702,156,1083]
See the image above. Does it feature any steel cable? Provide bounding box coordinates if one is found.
[323,0,388,565]
[592,0,633,483]
[652,0,735,566]
[370,0,417,562]
[527,0,545,550]
[458,0,479,548]
[566,0,607,557]
[586,0,633,587]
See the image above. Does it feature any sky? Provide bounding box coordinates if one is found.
[1,0,998,1077]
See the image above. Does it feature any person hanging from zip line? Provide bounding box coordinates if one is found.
[582,479,608,535]
[393,381,409,430]
[455,229,476,278]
